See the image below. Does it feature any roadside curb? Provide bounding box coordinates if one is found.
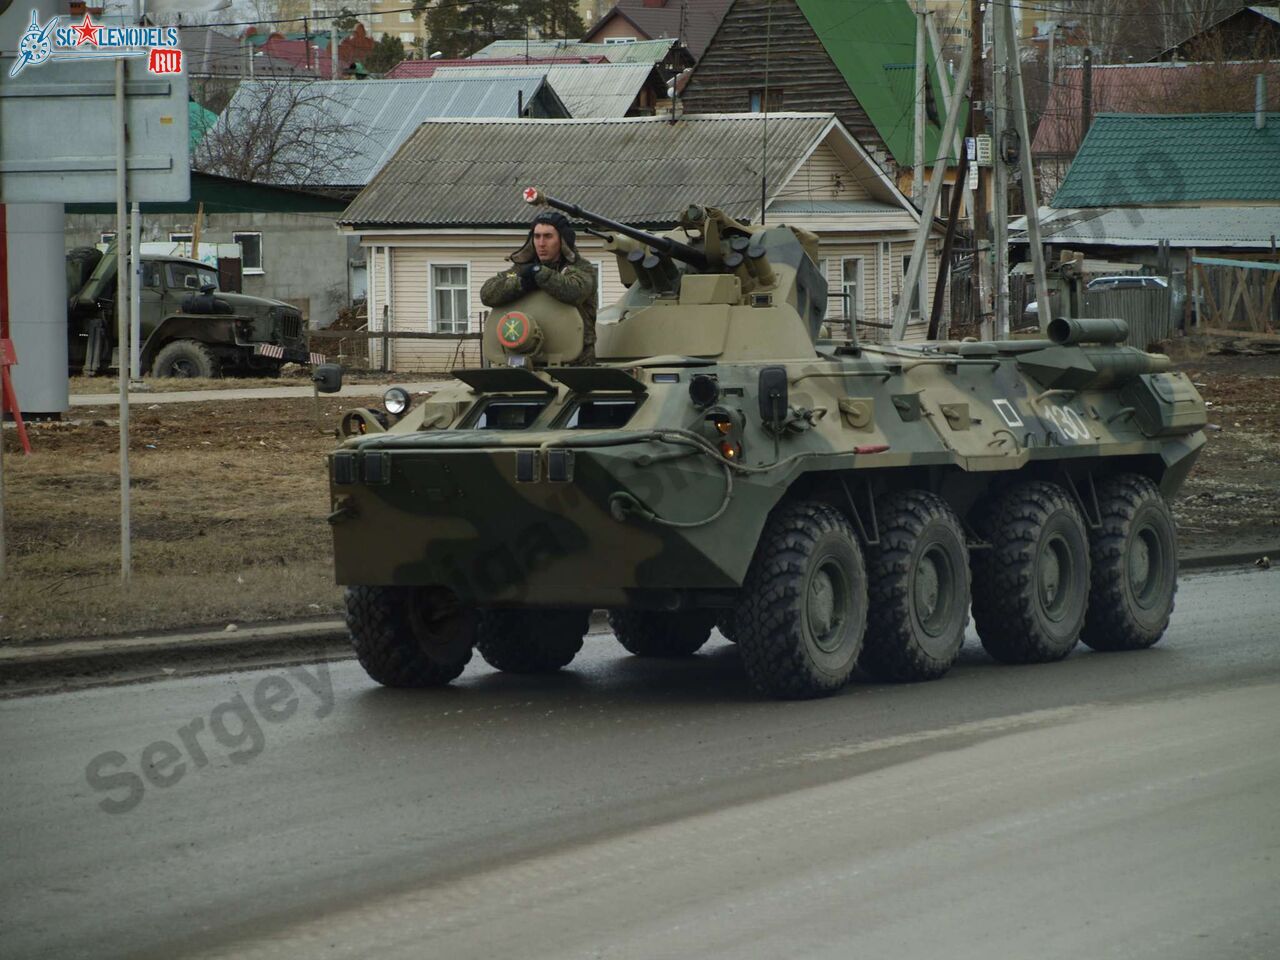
[0,611,617,694]
[1,556,1270,693]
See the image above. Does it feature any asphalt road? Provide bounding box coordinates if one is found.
[2,568,1277,960]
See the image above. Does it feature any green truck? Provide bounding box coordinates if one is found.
[324,193,1207,700]
[66,243,315,377]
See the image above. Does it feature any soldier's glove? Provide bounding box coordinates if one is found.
[519,264,540,292]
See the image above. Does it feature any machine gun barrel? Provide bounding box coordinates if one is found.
[526,188,709,270]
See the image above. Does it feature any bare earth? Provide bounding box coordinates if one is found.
[3,357,1278,644]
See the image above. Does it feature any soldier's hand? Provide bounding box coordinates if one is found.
[519,264,540,292]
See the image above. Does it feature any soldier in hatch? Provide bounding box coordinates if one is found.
[481,210,597,365]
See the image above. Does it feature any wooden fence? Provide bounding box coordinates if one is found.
[1078,287,1174,349]
[308,328,483,373]
[1191,257,1280,334]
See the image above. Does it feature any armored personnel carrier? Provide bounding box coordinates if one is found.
[325,191,1206,699]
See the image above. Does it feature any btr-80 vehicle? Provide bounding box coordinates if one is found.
[325,191,1206,699]
[67,243,314,378]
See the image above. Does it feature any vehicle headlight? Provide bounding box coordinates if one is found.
[383,387,411,416]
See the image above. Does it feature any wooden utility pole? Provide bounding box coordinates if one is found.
[992,0,1010,337]
[970,0,989,331]
[1002,0,1052,327]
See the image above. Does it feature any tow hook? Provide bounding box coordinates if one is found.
[328,496,357,525]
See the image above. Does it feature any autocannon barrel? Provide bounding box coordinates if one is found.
[526,188,710,271]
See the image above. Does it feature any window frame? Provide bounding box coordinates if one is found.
[100,232,117,245]
[428,261,471,335]
[840,256,864,323]
[589,259,605,309]
[901,254,922,321]
[232,231,264,275]
[169,232,192,244]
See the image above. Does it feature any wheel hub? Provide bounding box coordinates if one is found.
[807,559,848,653]
[1039,534,1070,618]
[1130,530,1153,592]
[915,554,941,622]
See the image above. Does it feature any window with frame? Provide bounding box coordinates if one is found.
[748,88,783,112]
[841,257,863,322]
[233,232,263,273]
[100,232,116,244]
[169,232,192,244]
[590,260,605,308]
[399,10,412,22]
[901,255,921,319]
[431,264,470,334]
[604,36,636,44]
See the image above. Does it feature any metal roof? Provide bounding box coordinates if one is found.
[768,199,903,215]
[1052,113,1280,207]
[469,38,679,65]
[1010,205,1280,249]
[209,76,563,189]
[432,62,659,118]
[582,0,733,61]
[340,113,841,228]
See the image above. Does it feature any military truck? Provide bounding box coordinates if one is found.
[324,191,1206,700]
[66,243,314,378]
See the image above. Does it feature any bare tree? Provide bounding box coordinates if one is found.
[193,80,364,185]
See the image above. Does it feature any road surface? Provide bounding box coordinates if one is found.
[1,567,1277,959]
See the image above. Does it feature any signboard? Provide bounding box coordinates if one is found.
[0,20,189,203]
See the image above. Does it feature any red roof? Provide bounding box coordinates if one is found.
[261,32,374,78]
[1034,61,1280,156]
[386,55,608,80]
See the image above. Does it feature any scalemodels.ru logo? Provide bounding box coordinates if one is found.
[9,9,183,78]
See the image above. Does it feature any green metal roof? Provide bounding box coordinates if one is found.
[796,0,958,166]
[1052,112,1280,208]
[188,101,217,150]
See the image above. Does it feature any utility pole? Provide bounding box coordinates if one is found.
[1082,47,1093,144]
[913,0,927,211]
[1002,0,1051,327]
[970,0,989,332]
[115,54,132,581]
[992,0,1010,337]
[331,16,339,79]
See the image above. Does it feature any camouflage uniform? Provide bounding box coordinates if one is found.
[481,215,597,365]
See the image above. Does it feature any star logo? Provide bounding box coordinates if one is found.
[71,13,100,46]
[503,318,523,340]
[522,187,540,204]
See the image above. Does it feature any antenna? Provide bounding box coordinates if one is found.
[760,0,774,224]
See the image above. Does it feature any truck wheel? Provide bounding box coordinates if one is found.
[736,501,868,699]
[608,610,717,657]
[476,609,588,674]
[1081,474,1177,651]
[715,610,739,643]
[860,490,970,682]
[346,586,475,688]
[152,339,218,379]
[971,481,1089,664]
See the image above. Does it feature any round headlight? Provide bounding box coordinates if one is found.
[383,387,411,416]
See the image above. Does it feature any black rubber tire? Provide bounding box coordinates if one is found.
[152,339,219,379]
[1081,474,1178,651]
[346,586,474,688]
[861,490,971,682]
[476,608,588,674]
[608,609,717,657]
[736,500,868,699]
[971,480,1090,664]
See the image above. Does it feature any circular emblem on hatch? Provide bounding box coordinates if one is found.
[497,311,533,349]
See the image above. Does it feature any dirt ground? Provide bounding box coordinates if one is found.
[3,354,1278,644]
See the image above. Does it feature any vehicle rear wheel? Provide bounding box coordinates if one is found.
[346,586,475,687]
[736,500,868,699]
[971,480,1090,664]
[608,609,717,657]
[152,339,218,379]
[476,608,588,674]
[1081,474,1177,651]
[860,490,970,682]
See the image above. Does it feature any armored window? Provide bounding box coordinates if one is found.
[840,257,863,322]
[560,398,642,430]
[233,232,263,274]
[467,398,550,430]
[430,263,471,334]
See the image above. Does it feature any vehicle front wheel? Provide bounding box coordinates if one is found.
[346,586,475,687]
[152,339,218,379]
[971,480,1090,664]
[476,608,589,674]
[1081,474,1177,651]
[608,609,717,657]
[736,500,868,699]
